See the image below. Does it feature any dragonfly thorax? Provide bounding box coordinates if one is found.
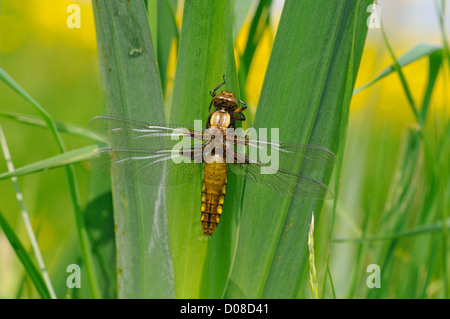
[209,110,231,130]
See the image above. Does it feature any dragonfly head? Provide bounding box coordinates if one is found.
[211,91,238,112]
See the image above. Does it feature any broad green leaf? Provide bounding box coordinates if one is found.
[166,0,239,298]
[0,210,51,299]
[221,0,372,298]
[0,144,99,180]
[92,0,174,298]
[84,172,116,298]
[353,43,443,95]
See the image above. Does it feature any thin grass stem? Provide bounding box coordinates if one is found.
[0,125,57,299]
[308,213,318,299]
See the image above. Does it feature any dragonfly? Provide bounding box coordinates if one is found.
[88,76,336,236]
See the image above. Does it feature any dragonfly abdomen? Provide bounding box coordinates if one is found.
[201,163,228,236]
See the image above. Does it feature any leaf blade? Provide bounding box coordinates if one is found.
[222,0,372,298]
[92,0,174,298]
[353,43,443,95]
[166,0,240,298]
[0,210,51,299]
[0,144,99,180]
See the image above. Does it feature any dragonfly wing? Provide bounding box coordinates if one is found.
[273,142,336,171]
[228,130,336,171]
[229,162,334,199]
[227,145,333,199]
[87,115,208,150]
[90,148,204,185]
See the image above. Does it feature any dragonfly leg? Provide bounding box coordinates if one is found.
[234,100,248,121]
[208,100,214,112]
[234,114,246,121]
[234,99,248,113]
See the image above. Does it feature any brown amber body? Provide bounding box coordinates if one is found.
[201,163,228,235]
[201,88,246,236]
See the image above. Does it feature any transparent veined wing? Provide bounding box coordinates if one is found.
[87,115,210,150]
[225,133,335,199]
[229,161,334,199]
[90,147,204,185]
[226,129,336,172]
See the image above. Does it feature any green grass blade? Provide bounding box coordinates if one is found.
[222,0,372,298]
[238,0,272,83]
[0,67,53,122]
[156,0,179,94]
[366,128,422,298]
[146,0,158,56]
[232,0,256,40]
[378,24,439,236]
[240,0,271,69]
[373,21,445,297]
[380,24,421,122]
[0,111,102,141]
[92,0,174,298]
[0,209,51,299]
[321,251,336,299]
[353,43,443,95]
[333,219,450,243]
[237,0,271,104]
[420,51,442,120]
[0,144,99,180]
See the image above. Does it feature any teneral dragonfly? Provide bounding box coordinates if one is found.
[88,77,336,236]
